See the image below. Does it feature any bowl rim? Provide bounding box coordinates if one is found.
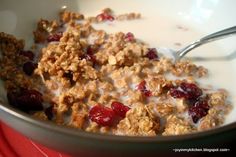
[1,102,236,143]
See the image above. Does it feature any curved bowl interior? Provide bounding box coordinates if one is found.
[1,0,236,156]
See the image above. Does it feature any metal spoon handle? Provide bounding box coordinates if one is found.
[176,26,236,60]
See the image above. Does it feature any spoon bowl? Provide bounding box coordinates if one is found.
[174,26,236,61]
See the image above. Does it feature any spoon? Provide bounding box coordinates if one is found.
[173,26,236,61]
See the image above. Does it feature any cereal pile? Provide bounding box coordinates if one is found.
[0,8,232,136]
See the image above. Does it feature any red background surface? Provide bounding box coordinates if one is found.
[1,120,234,157]
[0,120,71,157]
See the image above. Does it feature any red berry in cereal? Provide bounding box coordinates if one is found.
[19,50,34,60]
[23,61,37,76]
[145,48,158,60]
[170,82,202,100]
[47,32,63,42]
[7,89,43,111]
[125,32,135,42]
[189,99,209,123]
[89,104,115,126]
[111,101,130,118]
[136,80,152,97]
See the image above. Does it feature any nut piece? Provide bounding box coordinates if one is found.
[116,13,141,21]
[171,60,208,77]
[33,19,59,43]
[208,91,227,107]
[146,75,168,96]
[108,55,117,65]
[115,104,160,136]
[175,99,188,113]
[60,10,84,23]
[69,103,87,129]
[198,108,222,131]
[155,103,175,117]
[163,115,195,135]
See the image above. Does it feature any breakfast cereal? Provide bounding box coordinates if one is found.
[0,8,232,136]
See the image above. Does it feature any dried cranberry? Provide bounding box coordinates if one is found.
[19,50,34,60]
[86,45,94,55]
[145,48,158,60]
[189,99,209,123]
[81,46,97,66]
[136,80,152,97]
[47,32,63,42]
[162,83,174,93]
[82,54,95,61]
[7,91,19,108]
[89,104,115,126]
[89,54,97,63]
[96,13,114,21]
[17,89,43,111]
[111,101,130,118]
[143,90,152,97]
[96,13,106,20]
[81,54,97,65]
[45,105,54,120]
[169,88,186,98]
[186,98,198,106]
[7,89,43,111]
[125,32,135,42]
[170,82,202,100]
[136,80,145,90]
[23,61,37,76]
[107,15,115,21]
[180,82,202,99]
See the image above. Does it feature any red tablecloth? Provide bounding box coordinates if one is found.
[0,121,71,157]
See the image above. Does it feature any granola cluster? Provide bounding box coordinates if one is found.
[0,8,232,136]
[115,104,160,136]
[0,33,34,91]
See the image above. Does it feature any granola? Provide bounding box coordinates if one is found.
[0,8,232,136]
